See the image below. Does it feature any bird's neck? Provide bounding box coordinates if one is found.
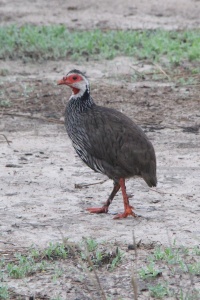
[68,87,94,113]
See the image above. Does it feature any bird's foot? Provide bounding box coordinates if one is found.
[86,206,108,214]
[113,205,136,219]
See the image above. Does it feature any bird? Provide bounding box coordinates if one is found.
[57,69,157,219]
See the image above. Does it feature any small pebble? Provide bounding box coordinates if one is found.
[128,244,136,250]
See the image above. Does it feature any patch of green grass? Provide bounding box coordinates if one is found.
[81,238,124,270]
[83,238,98,252]
[139,244,200,299]
[139,262,162,279]
[110,247,124,270]
[150,245,182,264]
[6,253,47,279]
[0,100,11,107]
[177,289,200,300]
[42,242,68,260]
[193,246,200,256]
[148,283,170,299]
[0,25,199,63]
[191,68,200,75]
[187,262,200,275]
[52,266,64,282]
[1,239,124,285]
[0,240,124,300]
[176,77,197,86]
[0,284,10,300]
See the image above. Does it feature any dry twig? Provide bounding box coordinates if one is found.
[131,230,138,300]
[0,134,12,145]
[153,63,171,81]
[2,112,64,124]
[75,179,107,189]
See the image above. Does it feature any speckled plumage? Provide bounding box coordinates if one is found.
[58,70,157,219]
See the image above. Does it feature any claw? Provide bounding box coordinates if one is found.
[113,205,136,219]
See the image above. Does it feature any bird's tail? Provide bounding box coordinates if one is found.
[142,172,157,187]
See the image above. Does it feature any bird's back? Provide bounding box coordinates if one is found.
[65,101,157,187]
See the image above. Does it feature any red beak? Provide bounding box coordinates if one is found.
[57,77,71,85]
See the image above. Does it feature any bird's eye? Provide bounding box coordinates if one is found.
[72,76,77,80]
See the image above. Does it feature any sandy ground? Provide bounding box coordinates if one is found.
[1,0,200,29]
[1,115,200,248]
[0,0,200,299]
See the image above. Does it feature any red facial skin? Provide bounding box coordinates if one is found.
[57,74,83,95]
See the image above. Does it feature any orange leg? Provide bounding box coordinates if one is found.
[86,182,120,214]
[113,178,136,219]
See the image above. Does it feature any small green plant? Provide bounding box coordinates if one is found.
[177,288,200,300]
[0,284,10,300]
[7,254,32,278]
[6,253,47,279]
[83,238,98,252]
[30,247,40,259]
[191,68,200,75]
[176,77,196,86]
[148,283,170,299]
[21,83,34,97]
[187,262,200,275]
[193,246,200,256]
[7,262,27,279]
[95,250,103,263]
[150,246,181,264]
[150,247,166,261]
[139,262,162,279]
[0,100,11,107]
[81,238,102,267]
[110,247,124,270]
[80,238,124,270]
[140,244,200,298]
[52,266,64,282]
[43,242,68,259]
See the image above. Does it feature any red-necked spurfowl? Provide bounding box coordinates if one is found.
[58,70,157,219]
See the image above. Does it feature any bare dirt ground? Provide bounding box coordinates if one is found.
[1,0,200,30]
[0,1,200,299]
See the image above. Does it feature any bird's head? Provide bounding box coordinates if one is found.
[57,69,90,98]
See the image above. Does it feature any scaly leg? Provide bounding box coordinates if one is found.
[113,178,136,219]
[87,181,120,214]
